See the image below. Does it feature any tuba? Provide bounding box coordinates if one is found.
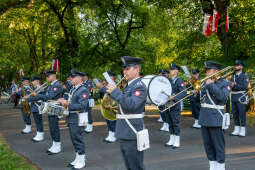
[100,76,127,120]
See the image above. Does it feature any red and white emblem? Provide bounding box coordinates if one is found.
[88,84,91,87]
[82,94,87,99]
[246,78,249,82]
[227,86,231,91]
[53,87,57,91]
[181,83,184,87]
[134,91,141,97]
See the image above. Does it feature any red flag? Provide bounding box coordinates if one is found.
[226,7,230,32]
[52,59,60,72]
[202,13,213,36]
[212,10,220,34]
[19,69,24,77]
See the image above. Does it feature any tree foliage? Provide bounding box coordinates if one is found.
[0,0,254,84]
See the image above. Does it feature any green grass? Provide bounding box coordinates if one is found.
[0,135,37,170]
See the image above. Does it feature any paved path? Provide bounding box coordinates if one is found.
[0,104,255,170]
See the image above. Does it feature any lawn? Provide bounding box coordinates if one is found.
[0,134,37,170]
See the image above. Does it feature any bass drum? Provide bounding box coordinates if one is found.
[142,75,172,106]
[148,75,172,106]
[141,75,155,104]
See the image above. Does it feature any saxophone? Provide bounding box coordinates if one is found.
[19,85,31,116]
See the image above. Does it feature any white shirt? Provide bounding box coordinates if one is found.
[128,77,140,86]
[235,71,242,76]
[75,83,82,89]
[51,80,58,85]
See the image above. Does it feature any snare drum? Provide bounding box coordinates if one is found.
[39,102,67,116]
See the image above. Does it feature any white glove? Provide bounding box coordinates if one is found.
[58,115,63,119]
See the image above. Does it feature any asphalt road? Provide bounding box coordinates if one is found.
[0,104,255,170]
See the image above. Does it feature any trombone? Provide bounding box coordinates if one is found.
[159,66,235,112]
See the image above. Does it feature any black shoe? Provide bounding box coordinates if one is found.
[104,139,115,143]
[67,163,74,168]
[229,133,239,136]
[31,138,38,142]
[31,138,42,143]
[164,144,172,147]
[46,150,55,155]
[47,151,58,155]
[103,138,109,143]
[172,146,179,149]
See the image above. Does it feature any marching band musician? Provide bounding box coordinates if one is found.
[97,71,117,143]
[58,70,89,169]
[165,63,186,149]
[158,69,170,132]
[64,73,73,100]
[82,73,94,133]
[17,77,32,134]
[190,69,201,129]
[107,56,147,170]
[199,61,232,170]
[28,76,44,142]
[230,60,249,137]
[28,70,63,155]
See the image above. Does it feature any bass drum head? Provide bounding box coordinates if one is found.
[148,75,172,106]
[141,75,155,104]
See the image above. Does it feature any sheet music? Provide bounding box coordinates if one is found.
[181,65,191,78]
[103,72,116,85]
[93,78,100,86]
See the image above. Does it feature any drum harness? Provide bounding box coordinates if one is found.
[232,74,248,104]
[201,89,230,130]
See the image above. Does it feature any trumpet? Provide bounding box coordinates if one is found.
[100,75,127,120]
[160,66,235,112]
[26,82,49,98]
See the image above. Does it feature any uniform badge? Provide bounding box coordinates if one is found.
[88,84,91,87]
[82,94,87,99]
[246,78,249,82]
[227,86,231,91]
[53,87,58,91]
[180,83,184,87]
[134,91,141,96]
